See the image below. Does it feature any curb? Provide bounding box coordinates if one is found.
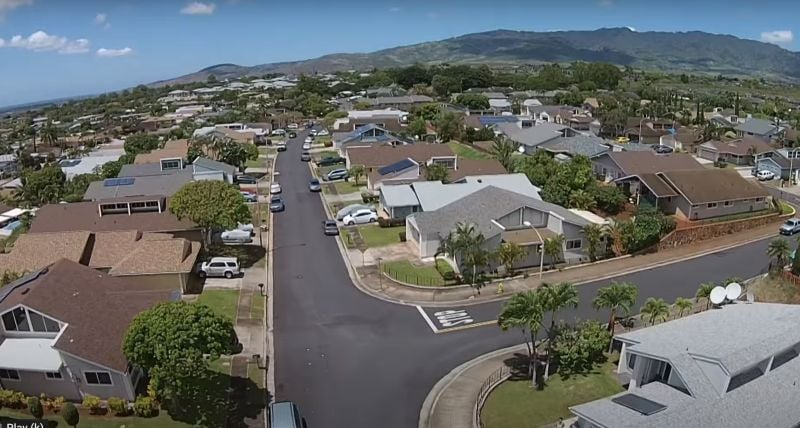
[265,153,278,413]
[418,344,527,428]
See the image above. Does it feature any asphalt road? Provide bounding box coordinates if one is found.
[273,130,782,427]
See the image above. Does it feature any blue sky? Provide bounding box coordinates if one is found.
[1,0,799,107]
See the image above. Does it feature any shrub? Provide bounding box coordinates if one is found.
[62,402,79,427]
[398,231,407,242]
[134,396,156,417]
[361,192,379,204]
[0,390,26,408]
[323,140,333,148]
[51,396,66,412]
[27,396,43,419]
[108,396,129,416]
[82,394,102,414]
[377,217,406,228]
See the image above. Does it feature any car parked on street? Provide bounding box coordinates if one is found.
[315,156,344,167]
[323,220,339,235]
[757,170,776,181]
[302,142,311,151]
[276,141,287,151]
[780,218,800,235]
[336,204,375,221]
[288,131,297,139]
[304,136,313,143]
[325,168,349,181]
[220,229,253,244]
[308,178,321,192]
[270,195,285,212]
[272,129,286,136]
[310,129,318,136]
[300,151,311,162]
[342,209,378,226]
[317,129,330,136]
[240,191,257,203]
[270,183,282,194]
[235,175,258,185]
[199,257,241,279]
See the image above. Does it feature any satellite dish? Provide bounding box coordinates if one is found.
[746,292,755,304]
[725,283,742,301]
[710,286,727,305]
[517,145,526,154]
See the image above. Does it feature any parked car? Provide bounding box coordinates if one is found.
[325,168,349,181]
[323,220,339,235]
[315,156,344,167]
[199,257,240,279]
[780,218,800,235]
[300,152,311,162]
[288,131,297,139]
[237,223,255,234]
[272,129,286,136]
[270,183,282,194]
[336,204,375,221]
[302,142,311,150]
[240,191,257,203]
[308,178,321,192]
[235,175,258,185]
[317,129,330,136]
[342,209,378,226]
[270,195,285,212]
[269,401,303,428]
[276,141,287,152]
[288,123,299,130]
[757,170,776,181]
[306,122,315,129]
[220,229,253,244]
[653,144,673,154]
[304,136,313,143]
[309,129,318,136]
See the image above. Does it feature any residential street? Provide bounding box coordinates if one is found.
[273,130,780,427]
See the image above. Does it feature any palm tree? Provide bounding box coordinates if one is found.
[673,297,693,318]
[593,281,638,351]
[348,165,365,185]
[607,220,629,257]
[498,291,545,387]
[494,241,527,276]
[40,121,60,148]
[640,298,670,325]
[439,223,488,293]
[543,234,565,269]
[568,189,596,210]
[583,224,605,262]
[767,238,791,272]
[540,282,579,380]
[491,136,519,172]
[695,282,716,310]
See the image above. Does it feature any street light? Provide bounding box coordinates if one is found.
[523,221,545,280]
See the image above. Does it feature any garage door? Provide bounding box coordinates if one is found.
[697,148,717,162]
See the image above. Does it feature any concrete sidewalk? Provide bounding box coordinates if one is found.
[356,222,780,306]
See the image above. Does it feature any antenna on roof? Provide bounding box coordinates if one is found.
[710,286,727,306]
[725,282,742,302]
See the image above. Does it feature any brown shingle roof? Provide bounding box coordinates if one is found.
[347,144,454,169]
[88,231,143,268]
[110,239,200,275]
[0,260,170,372]
[29,198,197,234]
[701,136,774,156]
[448,158,507,182]
[134,139,188,164]
[658,169,770,204]
[0,231,92,274]
[637,173,678,198]
[608,152,704,176]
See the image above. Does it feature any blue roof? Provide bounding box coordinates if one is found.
[479,116,519,126]
[103,177,135,187]
[378,158,416,176]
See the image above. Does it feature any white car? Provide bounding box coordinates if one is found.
[757,170,775,181]
[271,129,286,136]
[237,223,255,234]
[270,183,282,194]
[220,229,252,244]
[199,257,241,278]
[302,142,311,150]
[309,130,318,136]
[317,129,330,136]
[342,209,378,226]
[304,137,313,144]
[287,123,299,130]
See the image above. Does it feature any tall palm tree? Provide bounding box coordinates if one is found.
[695,282,716,310]
[767,238,791,272]
[592,281,638,351]
[640,298,670,325]
[673,297,693,318]
[540,282,579,380]
[439,222,488,292]
[491,136,519,172]
[40,121,60,148]
[543,234,565,269]
[498,291,545,387]
[583,224,605,262]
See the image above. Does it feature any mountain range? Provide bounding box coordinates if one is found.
[154,27,800,86]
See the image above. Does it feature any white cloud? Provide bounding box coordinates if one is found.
[1,30,90,54]
[389,6,400,12]
[761,30,794,44]
[94,12,111,29]
[0,0,33,19]
[181,2,216,15]
[97,47,133,57]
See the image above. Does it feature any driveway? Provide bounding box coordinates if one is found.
[273,129,784,427]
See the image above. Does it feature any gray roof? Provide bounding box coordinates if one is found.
[380,184,419,207]
[539,135,610,158]
[368,95,433,105]
[496,122,566,147]
[120,163,181,177]
[410,186,588,239]
[414,173,541,211]
[83,171,192,200]
[572,303,800,428]
[734,118,778,136]
[193,157,236,175]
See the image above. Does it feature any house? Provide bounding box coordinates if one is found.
[0,154,19,178]
[366,95,433,110]
[83,171,192,200]
[697,137,774,165]
[571,303,800,428]
[495,122,571,154]
[333,123,412,155]
[137,116,177,133]
[335,115,407,134]
[528,105,581,124]
[192,157,237,183]
[488,98,512,114]
[735,118,783,140]
[346,144,454,172]
[59,155,122,180]
[406,186,590,269]
[659,127,703,153]
[705,108,744,128]
[0,260,171,401]
[592,151,705,183]
[379,173,540,219]
[523,99,543,116]
[755,148,800,181]
[623,118,674,144]
[538,135,611,160]
[134,139,189,164]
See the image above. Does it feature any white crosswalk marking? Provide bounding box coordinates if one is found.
[434,310,474,328]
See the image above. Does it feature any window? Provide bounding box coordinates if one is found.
[707,202,718,209]
[0,369,20,380]
[627,354,637,371]
[45,371,62,380]
[2,308,59,333]
[724,201,733,207]
[566,239,582,250]
[161,159,181,170]
[84,371,112,385]
[2,307,31,332]
[756,197,765,202]
[27,310,60,333]
[209,262,225,268]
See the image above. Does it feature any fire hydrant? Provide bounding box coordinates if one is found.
[496,282,505,294]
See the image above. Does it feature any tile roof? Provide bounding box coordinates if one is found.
[0,260,171,372]
[606,152,704,176]
[699,136,774,156]
[134,139,188,164]
[347,144,454,168]
[658,169,770,204]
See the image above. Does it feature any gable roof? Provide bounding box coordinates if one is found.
[658,169,770,204]
[448,159,507,182]
[413,173,541,211]
[699,137,774,156]
[0,231,92,274]
[605,152,704,176]
[735,118,778,135]
[539,135,610,158]
[120,163,182,177]
[83,171,192,200]
[496,122,566,147]
[193,157,236,175]
[347,144,454,168]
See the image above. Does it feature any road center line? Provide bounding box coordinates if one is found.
[416,306,440,333]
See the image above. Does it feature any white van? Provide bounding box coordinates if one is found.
[221,229,252,244]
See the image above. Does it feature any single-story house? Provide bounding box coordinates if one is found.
[333,123,413,155]
[697,137,774,165]
[83,171,193,200]
[134,139,189,164]
[735,118,783,140]
[755,148,800,181]
[495,122,570,154]
[592,151,705,183]
[538,135,611,160]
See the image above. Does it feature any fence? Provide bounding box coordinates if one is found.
[474,365,512,428]
[381,264,457,287]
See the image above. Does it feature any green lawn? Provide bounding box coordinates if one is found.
[197,290,240,321]
[0,409,192,427]
[245,157,265,168]
[316,150,338,159]
[480,356,624,428]
[332,180,363,194]
[779,200,795,215]
[358,225,405,247]
[382,259,456,287]
[448,141,491,160]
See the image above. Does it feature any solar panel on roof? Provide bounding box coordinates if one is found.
[611,394,667,416]
[103,177,135,187]
[377,158,416,176]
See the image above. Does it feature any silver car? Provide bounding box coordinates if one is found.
[336,204,375,221]
[199,257,240,278]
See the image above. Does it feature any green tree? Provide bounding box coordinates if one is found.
[673,297,693,317]
[439,222,489,293]
[431,74,462,96]
[767,237,791,272]
[640,297,670,325]
[123,302,236,408]
[543,234,565,269]
[424,163,450,182]
[583,223,605,262]
[124,133,160,155]
[18,164,66,205]
[568,189,597,210]
[455,94,490,110]
[540,155,594,207]
[552,320,611,377]
[28,396,43,419]
[170,180,251,246]
[353,100,372,110]
[591,185,627,214]
[62,402,79,427]
[40,120,60,148]
[348,164,365,185]
[540,282,579,380]
[491,137,519,172]
[695,282,716,310]
[323,111,347,128]
[414,103,442,121]
[592,281,638,350]
[514,150,558,187]
[498,290,545,387]
[407,117,428,140]
[495,241,527,276]
[100,160,123,178]
[435,110,462,143]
